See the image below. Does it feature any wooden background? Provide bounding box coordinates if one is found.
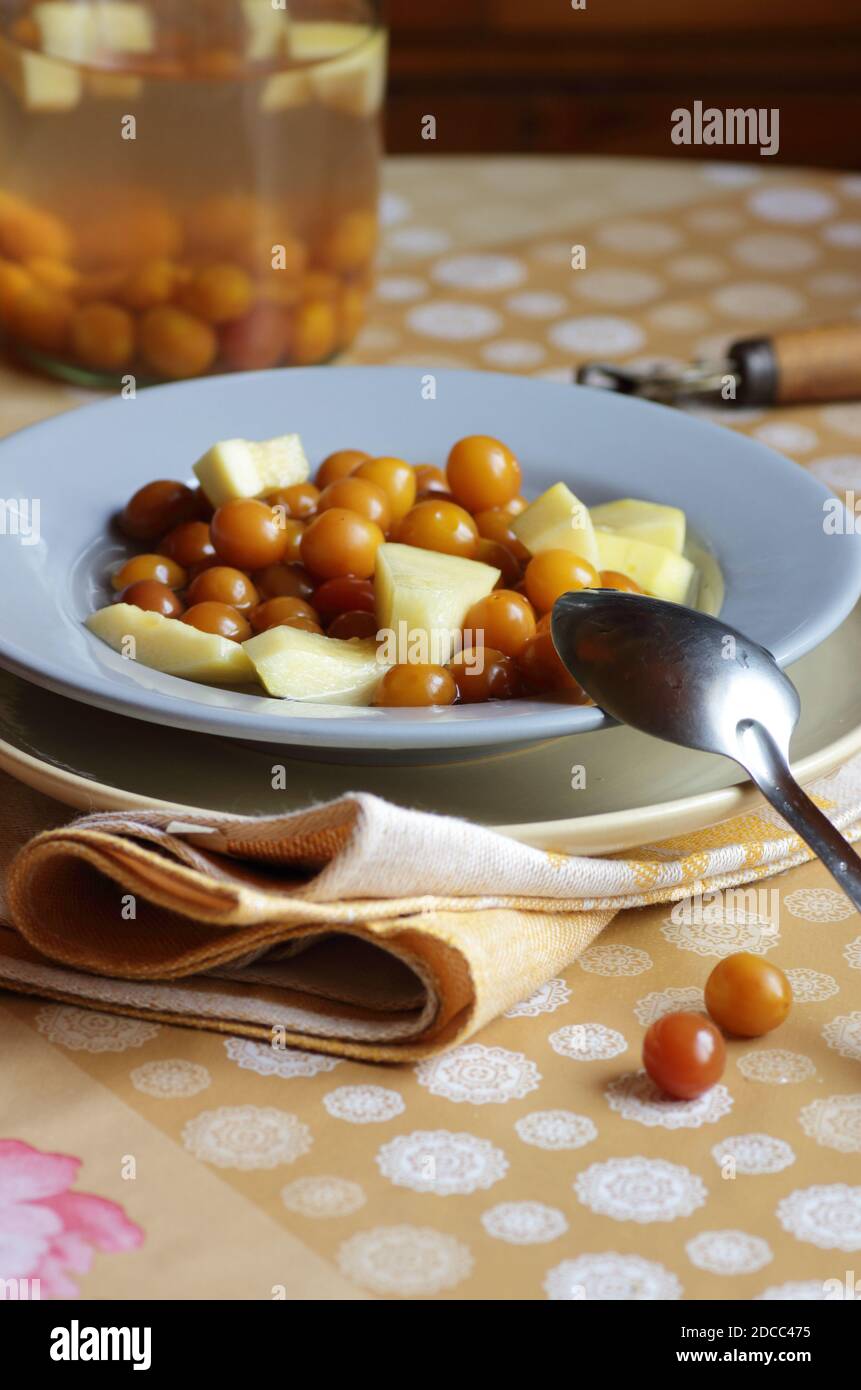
[383,0,861,167]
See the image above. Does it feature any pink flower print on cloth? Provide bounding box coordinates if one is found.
[0,1139,143,1298]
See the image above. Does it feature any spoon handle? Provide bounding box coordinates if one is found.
[738,722,861,912]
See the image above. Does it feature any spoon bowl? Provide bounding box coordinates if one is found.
[552,589,861,910]
[552,591,799,763]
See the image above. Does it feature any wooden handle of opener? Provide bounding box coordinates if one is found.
[772,322,861,404]
[733,322,861,405]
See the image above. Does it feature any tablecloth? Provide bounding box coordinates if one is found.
[2,156,861,1301]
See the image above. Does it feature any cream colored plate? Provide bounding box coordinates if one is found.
[1,604,859,854]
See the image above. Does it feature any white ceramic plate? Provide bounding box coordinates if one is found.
[1,602,859,854]
[0,365,858,755]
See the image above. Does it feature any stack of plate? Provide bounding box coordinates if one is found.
[0,367,859,853]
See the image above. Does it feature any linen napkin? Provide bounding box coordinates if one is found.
[1,761,860,1062]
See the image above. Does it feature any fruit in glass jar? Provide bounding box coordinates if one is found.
[193,434,310,508]
[211,498,290,570]
[74,267,129,304]
[337,283,367,348]
[299,270,340,303]
[300,507,384,579]
[291,298,338,365]
[511,482,600,568]
[255,275,302,312]
[242,626,387,703]
[594,531,696,605]
[0,190,71,261]
[74,192,181,269]
[242,232,307,283]
[219,304,291,371]
[704,952,792,1038]
[0,260,32,320]
[25,257,79,293]
[524,549,600,613]
[70,301,135,371]
[86,603,254,683]
[139,306,217,380]
[374,663,457,707]
[446,435,522,513]
[180,263,254,324]
[7,282,73,353]
[642,1011,726,1100]
[183,193,259,261]
[120,259,185,312]
[317,209,377,273]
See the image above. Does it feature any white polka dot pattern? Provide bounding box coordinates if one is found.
[18,157,861,1303]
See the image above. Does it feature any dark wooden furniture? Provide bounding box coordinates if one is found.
[384,0,861,168]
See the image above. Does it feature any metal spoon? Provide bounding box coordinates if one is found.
[552,590,861,910]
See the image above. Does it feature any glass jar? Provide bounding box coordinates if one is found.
[0,0,385,383]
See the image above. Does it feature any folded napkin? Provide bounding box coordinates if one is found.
[1,761,860,1062]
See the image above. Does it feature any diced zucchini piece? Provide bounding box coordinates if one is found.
[288,21,373,61]
[595,531,697,605]
[511,482,599,567]
[375,542,499,664]
[20,51,82,111]
[87,604,254,684]
[260,69,312,112]
[32,2,92,61]
[309,28,387,118]
[242,0,289,61]
[193,434,309,507]
[242,627,386,704]
[34,2,154,61]
[95,0,154,52]
[590,498,686,554]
